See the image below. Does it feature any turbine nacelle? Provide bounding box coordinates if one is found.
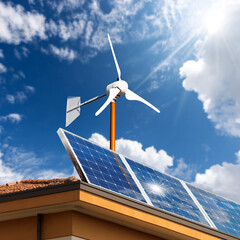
[106,80,128,96]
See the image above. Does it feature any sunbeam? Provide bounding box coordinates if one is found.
[135,30,201,91]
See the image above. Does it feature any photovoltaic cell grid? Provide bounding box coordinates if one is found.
[126,158,209,226]
[187,184,240,237]
[63,131,146,203]
[58,129,240,238]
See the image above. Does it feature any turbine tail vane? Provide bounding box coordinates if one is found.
[66,97,81,127]
[66,94,106,127]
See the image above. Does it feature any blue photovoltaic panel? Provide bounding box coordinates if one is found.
[187,184,240,237]
[125,158,209,226]
[62,131,146,203]
[58,129,240,239]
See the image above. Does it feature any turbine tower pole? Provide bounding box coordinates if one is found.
[110,100,116,151]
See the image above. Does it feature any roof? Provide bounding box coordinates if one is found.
[0,176,79,195]
[0,176,239,240]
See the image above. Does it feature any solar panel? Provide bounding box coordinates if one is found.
[187,183,240,237]
[58,128,240,238]
[125,157,209,226]
[58,130,146,203]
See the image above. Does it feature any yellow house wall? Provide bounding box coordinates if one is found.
[0,216,37,240]
[71,211,164,240]
[42,211,164,240]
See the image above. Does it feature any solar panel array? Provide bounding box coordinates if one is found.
[58,128,240,238]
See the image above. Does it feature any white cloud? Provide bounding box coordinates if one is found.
[14,49,21,60]
[0,63,7,73]
[162,0,189,30]
[28,0,35,4]
[47,0,86,14]
[6,95,15,104]
[16,92,27,103]
[87,0,147,50]
[48,14,87,42]
[34,170,69,179]
[0,146,36,184]
[180,2,240,137]
[6,92,27,104]
[25,85,35,93]
[167,158,194,181]
[6,86,34,104]
[72,167,79,178]
[0,144,71,184]
[0,143,72,184]
[236,150,240,163]
[89,133,109,148]
[0,126,4,134]
[14,46,30,60]
[0,158,23,185]
[89,133,173,172]
[148,40,167,55]
[85,21,93,45]
[0,1,46,44]
[49,44,76,61]
[0,113,23,123]
[143,0,188,32]
[148,80,160,92]
[45,0,149,59]
[13,71,25,80]
[0,0,204,64]
[0,49,4,58]
[194,151,240,203]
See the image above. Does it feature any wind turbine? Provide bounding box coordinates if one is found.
[66,34,160,151]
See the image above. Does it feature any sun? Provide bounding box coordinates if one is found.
[204,4,226,34]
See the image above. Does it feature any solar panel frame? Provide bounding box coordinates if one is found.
[57,129,87,182]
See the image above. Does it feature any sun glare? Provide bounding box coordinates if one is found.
[149,184,165,196]
[204,6,226,34]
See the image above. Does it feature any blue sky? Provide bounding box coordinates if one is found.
[0,0,240,203]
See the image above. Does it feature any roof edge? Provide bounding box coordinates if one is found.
[0,180,239,240]
[0,180,81,203]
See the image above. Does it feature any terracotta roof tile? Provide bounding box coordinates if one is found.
[0,176,80,195]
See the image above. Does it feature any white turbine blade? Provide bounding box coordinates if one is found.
[66,97,81,127]
[108,34,121,80]
[125,89,160,113]
[95,88,120,116]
